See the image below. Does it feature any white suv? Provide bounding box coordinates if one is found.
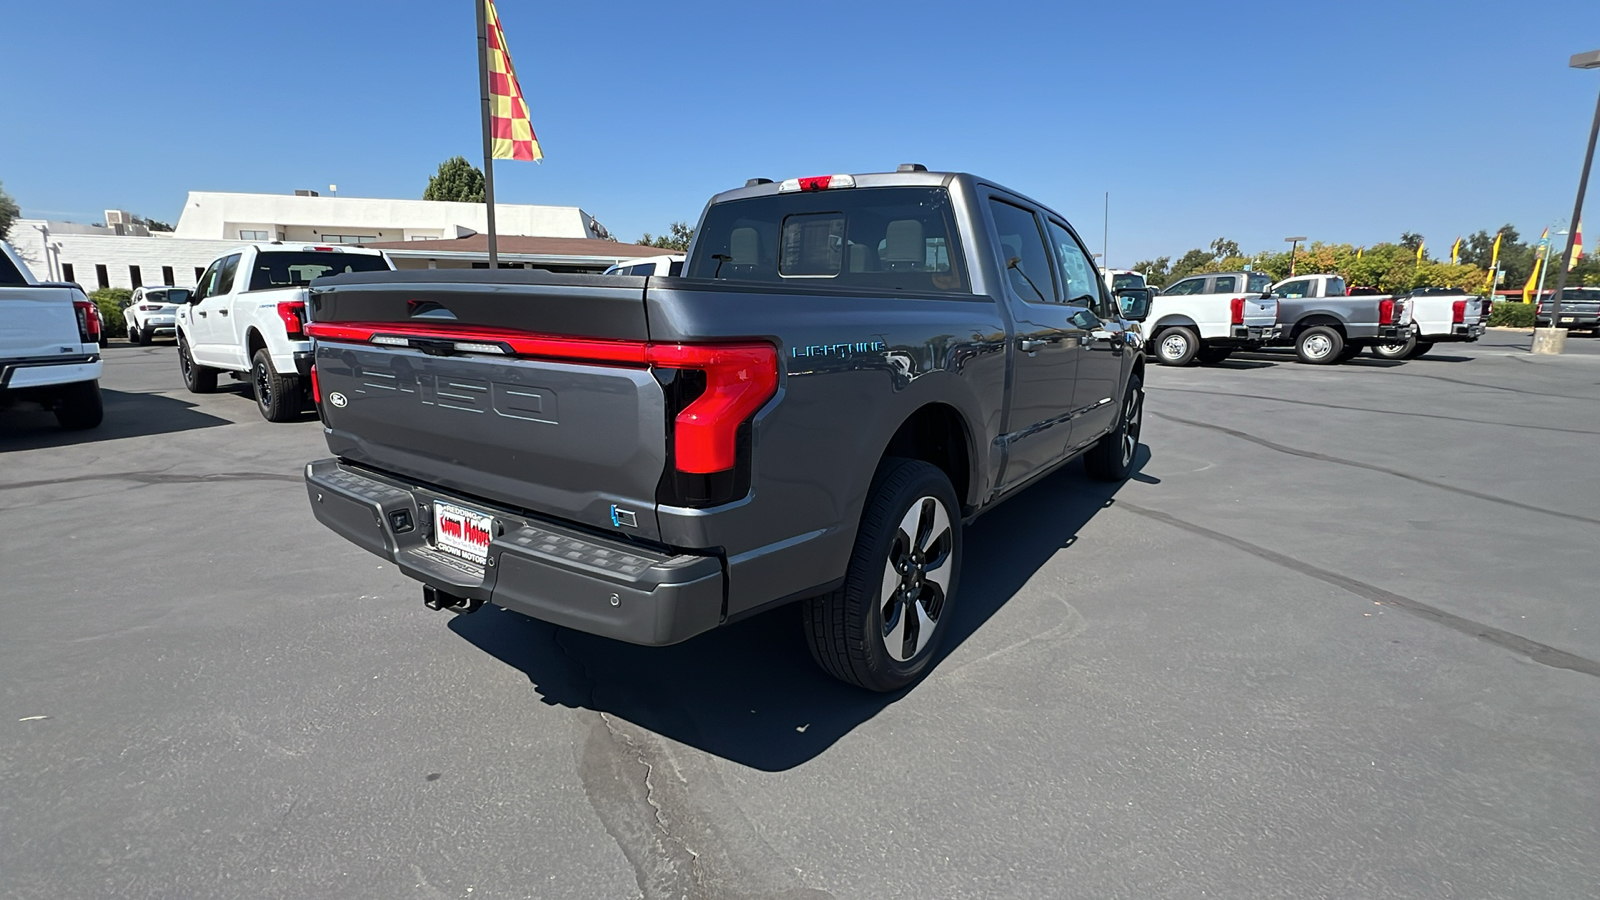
[124,285,190,345]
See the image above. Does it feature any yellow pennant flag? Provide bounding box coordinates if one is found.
[1450,236,1461,265]
[1523,253,1543,304]
[484,0,543,162]
[1571,221,1584,271]
[1415,241,1425,264]
[1357,246,1364,260]
[1483,231,1502,294]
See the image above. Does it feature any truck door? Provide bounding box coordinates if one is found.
[1046,219,1124,444]
[986,196,1085,489]
[193,253,242,367]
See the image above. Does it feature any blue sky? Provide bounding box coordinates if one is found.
[3,0,1599,266]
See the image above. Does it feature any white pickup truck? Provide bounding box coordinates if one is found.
[176,244,393,421]
[1370,288,1486,359]
[0,241,104,430]
[1146,270,1280,365]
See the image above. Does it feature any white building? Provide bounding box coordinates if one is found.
[7,190,625,290]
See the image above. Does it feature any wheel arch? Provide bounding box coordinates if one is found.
[1149,314,1198,334]
[1291,313,1346,337]
[245,327,269,359]
[881,402,977,515]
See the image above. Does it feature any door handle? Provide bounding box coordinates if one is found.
[1018,338,1047,352]
[218,309,229,316]
[197,311,207,317]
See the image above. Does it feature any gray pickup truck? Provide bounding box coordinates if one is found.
[1267,273,1408,364]
[301,167,1149,691]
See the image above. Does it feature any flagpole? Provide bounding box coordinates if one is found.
[475,0,499,268]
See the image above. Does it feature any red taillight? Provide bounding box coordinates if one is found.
[1378,298,1395,325]
[1451,300,1466,324]
[1229,297,1245,326]
[309,364,320,403]
[72,300,101,343]
[648,344,778,473]
[306,322,779,474]
[277,300,307,338]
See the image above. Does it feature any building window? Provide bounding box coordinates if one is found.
[129,265,143,289]
[194,266,205,281]
[320,234,377,244]
[62,263,75,284]
[277,232,285,241]
[471,262,490,269]
[95,264,109,288]
[239,230,269,241]
[162,266,175,286]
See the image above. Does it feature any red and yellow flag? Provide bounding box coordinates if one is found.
[485,0,542,162]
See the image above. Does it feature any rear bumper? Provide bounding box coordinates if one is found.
[1536,314,1600,329]
[305,459,725,645]
[0,354,102,390]
[1421,323,1486,342]
[1220,324,1280,345]
[1345,324,1403,343]
[293,350,314,377]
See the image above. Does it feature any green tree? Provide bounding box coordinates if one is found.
[1166,248,1215,283]
[1209,237,1240,260]
[1130,255,1171,287]
[137,216,173,232]
[422,156,486,203]
[638,221,694,252]
[1399,232,1424,252]
[0,181,18,239]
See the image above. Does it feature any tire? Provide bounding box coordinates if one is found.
[53,380,104,431]
[1335,344,1362,362]
[1295,325,1344,364]
[252,348,302,422]
[178,334,218,393]
[1196,346,1233,365]
[140,325,155,345]
[803,458,962,692]
[1084,373,1143,482]
[1409,341,1434,358]
[1370,332,1416,360]
[126,320,141,345]
[1153,326,1199,366]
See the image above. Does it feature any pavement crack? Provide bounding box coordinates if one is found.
[1153,411,1600,527]
[1148,386,1600,436]
[1116,500,1600,678]
[0,470,300,490]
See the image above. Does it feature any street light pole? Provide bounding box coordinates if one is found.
[1536,48,1600,355]
[1285,236,1307,277]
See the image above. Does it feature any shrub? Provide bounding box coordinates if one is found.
[1487,301,1536,328]
[88,287,132,337]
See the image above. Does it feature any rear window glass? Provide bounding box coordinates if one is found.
[1325,276,1347,297]
[148,288,190,304]
[0,252,27,286]
[248,252,389,290]
[1111,273,1144,290]
[687,187,969,293]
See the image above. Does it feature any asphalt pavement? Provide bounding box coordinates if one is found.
[3,329,1598,899]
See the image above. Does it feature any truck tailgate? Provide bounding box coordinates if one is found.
[307,272,669,541]
[1240,295,1277,328]
[0,286,82,359]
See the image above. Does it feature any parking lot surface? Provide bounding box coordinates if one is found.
[4,331,1599,899]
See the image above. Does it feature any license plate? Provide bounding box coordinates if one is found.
[432,502,494,566]
[1561,317,1576,323]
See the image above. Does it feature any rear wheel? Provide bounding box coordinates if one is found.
[1196,346,1233,365]
[179,334,218,393]
[803,458,961,692]
[1295,325,1344,364]
[1370,332,1416,360]
[1085,374,1143,481]
[1335,343,1363,362]
[1409,341,1434,358]
[1154,327,1199,366]
[126,320,142,345]
[54,380,103,430]
[140,325,155,345]
[252,348,302,422]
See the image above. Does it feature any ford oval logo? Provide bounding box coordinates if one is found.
[328,392,348,408]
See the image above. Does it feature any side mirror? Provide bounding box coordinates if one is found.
[1115,287,1152,322]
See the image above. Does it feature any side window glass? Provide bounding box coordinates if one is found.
[1247,273,1272,293]
[987,199,1058,303]
[1214,275,1238,293]
[215,254,241,295]
[1045,220,1103,312]
[1277,280,1310,299]
[192,262,220,302]
[1165,278,1200,296]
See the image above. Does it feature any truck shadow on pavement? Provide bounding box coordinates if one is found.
[450,453,1134,771]
[0,389,231,451]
